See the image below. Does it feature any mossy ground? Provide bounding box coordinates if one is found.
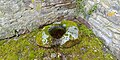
[0,21,116,60]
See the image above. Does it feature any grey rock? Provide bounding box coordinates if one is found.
[112,38,120,45]
[86,0,120,59]
[0,0,120,59]
[0,0,76,39]
[108,27,120,34]
[110,45,120,60]
[108,16,120,25]
[114,33,120,40]
[101,28,113,38]
[96,15,110,25]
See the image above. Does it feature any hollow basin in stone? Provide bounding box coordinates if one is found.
[36,20,81,48]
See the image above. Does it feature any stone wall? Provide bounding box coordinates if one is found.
[0,0,120,59]
[0,0,75,39]
[85,0,120,59]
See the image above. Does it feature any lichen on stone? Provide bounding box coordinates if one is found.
[41,31,49,45]
[36,20,81,48]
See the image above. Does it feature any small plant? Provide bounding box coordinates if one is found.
[76,0,86,17]
[76,0,98,18]
[88,3,98,15]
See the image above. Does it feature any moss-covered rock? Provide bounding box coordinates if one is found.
[36,20,81,48]
[0,20,116,60]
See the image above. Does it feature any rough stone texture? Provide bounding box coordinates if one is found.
[0,0,76,39]
[85,0,120,59]
[0,0,120,59]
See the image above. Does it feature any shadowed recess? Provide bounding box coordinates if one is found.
[49,25,66,39]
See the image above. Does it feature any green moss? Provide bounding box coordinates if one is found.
[0,20,116,60]
[61,20,78,27]
[76,0,98,18]
[60,23,116,60]
[36,20,81,48]
[76,0,86,17]
[87,3,98,15]
[0,40,7,46]
[36,25,52,47]
[0,29,49,60]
